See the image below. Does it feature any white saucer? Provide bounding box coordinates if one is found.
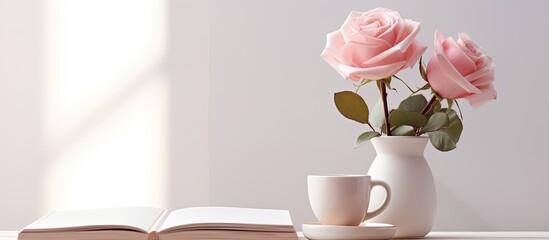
[302,222,396,240]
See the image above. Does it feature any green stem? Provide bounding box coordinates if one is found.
[380,81,392,136]
[392,75,415,93]
[367,122,376,132]
[421,95,438,115]
[454,99,464,120]
[355,84,362,93]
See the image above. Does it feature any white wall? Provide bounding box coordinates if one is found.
[0,0,210,229]
[0,0,45,230]
[1,0,549,232]
[209,0,549,231]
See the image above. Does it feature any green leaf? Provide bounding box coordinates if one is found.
[419,56,428,82]
[399,94,428,113]
[391,125,415,136]
[418,83,431,90]
[428,129,457,152]
[421,112,449,133]
[446,109,463,143]
[389,109,427,129]
[380,123,388,135]
[355,131,381,148]
[369,98,385,128]
[334,91,369,124]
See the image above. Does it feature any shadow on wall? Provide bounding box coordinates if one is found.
[165,0,210,209]
[0,0,46,230]
[433,180,494,231]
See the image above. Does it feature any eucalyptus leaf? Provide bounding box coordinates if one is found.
[446,109,463,143]
[399,94,428,113]
[391,125,415,136]
[389,109,427,129]
[369,98,385,128]
[421,112,449,133]
[428,129,457,152]
[334,91,369,124]
[355,131,381,148]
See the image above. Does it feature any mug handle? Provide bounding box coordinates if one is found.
[363,180,392,221]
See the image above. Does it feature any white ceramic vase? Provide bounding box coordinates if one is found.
[365,136,436,238]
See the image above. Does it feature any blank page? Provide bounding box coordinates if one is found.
[159,207,292,231]
[24,207,165,232]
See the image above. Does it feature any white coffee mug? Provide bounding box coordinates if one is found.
[307,174,391,226]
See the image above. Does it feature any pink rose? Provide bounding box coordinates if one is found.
[426,31,496,107]
[321,8,427,81]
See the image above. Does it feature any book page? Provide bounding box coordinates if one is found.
[24,207,165,233]
[159,207,293,232]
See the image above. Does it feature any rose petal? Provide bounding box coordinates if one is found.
[457,32,484,55]
[434,31,482,95]
[458,32,472,42]
[393,20,421,51]
[361,47,405,69]
[363,19,420,65]
[457,33,484,63]
[322,31,351,64]
[321,49,350,80]
[465,59,495,86]
[342,41,387,67]
[376,15,398,44]
[427,54,472,99]
[364,7,394,15]
[321,31,353,80]
[404,41,427,68]
[347,31,392,49]
[391,16,405,45]
[466,83,497,108]
[442,37,477,76]
[338,61,406,80]
[470,73,495,88]
[340,11,363,43]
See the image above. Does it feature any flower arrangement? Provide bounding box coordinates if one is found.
[321,8,496,151]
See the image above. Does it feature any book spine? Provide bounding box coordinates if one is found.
[149,231,159,240]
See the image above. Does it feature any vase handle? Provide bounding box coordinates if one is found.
[363,180,391,221]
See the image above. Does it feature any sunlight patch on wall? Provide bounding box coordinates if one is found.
[43,0,168,210]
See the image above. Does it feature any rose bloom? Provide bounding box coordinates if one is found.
[321,8,427,81]
[426,31,496,107]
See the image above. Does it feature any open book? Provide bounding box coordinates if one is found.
[19,207,298,240]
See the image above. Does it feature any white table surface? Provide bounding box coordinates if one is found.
[4,231,549,239]
[303,232,549,240]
